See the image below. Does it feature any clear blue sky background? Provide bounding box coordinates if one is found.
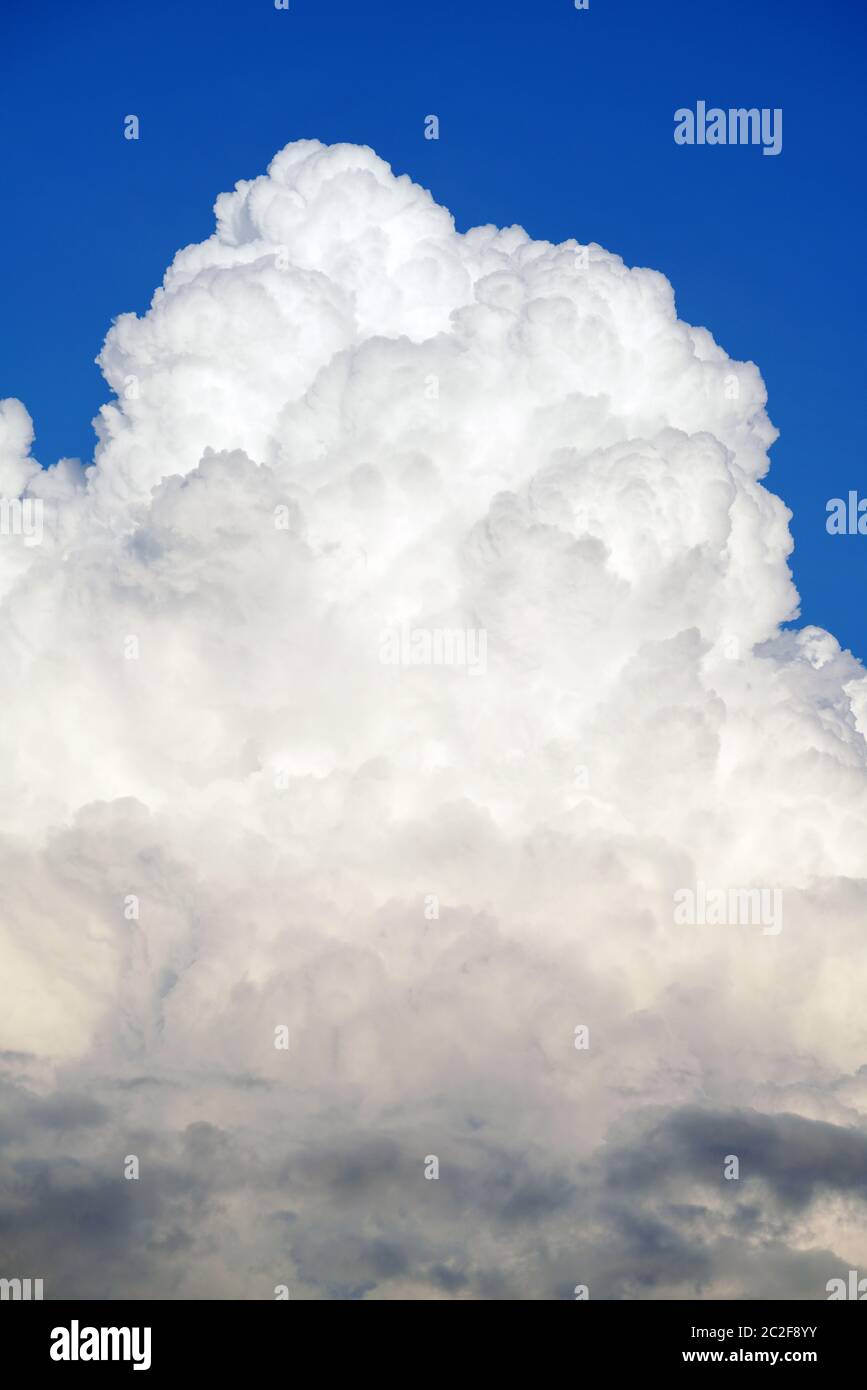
[2,0,865,654]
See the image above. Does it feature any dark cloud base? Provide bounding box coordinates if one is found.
[1,1072,861,1300]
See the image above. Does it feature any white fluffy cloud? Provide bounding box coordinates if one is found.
[2,140,866,1298]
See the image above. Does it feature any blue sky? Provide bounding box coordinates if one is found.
[2,0,865,654]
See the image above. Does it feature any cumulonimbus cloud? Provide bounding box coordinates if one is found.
[1,140,866,1299]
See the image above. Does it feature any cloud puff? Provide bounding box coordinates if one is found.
[1,140,866,1298]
